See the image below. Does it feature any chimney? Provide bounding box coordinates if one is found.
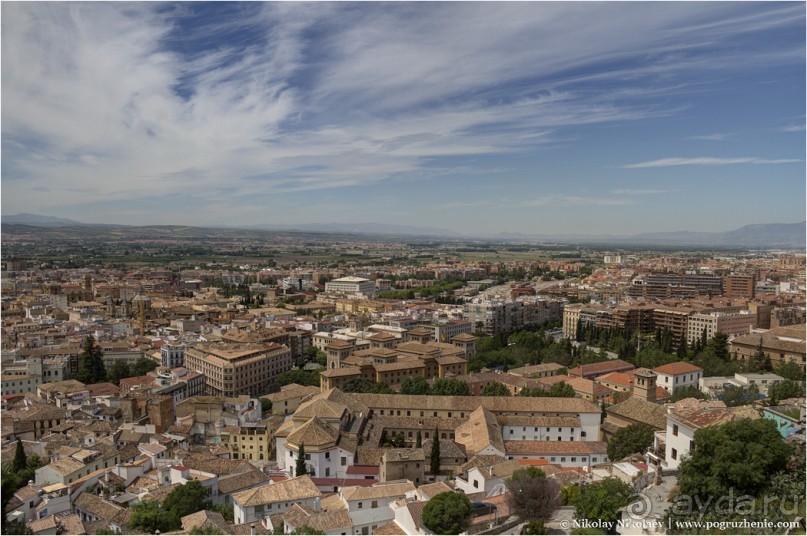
[251,524,256,536]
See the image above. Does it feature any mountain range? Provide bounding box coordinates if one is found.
[2,214,804,248]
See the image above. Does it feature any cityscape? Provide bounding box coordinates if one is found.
[2,2,806,536]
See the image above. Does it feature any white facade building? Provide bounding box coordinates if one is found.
[325,277,377,298]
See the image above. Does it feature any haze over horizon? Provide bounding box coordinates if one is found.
[3,2,805,236]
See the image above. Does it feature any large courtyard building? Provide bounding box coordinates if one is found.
[184,343,292,397]
[324,277,377,298]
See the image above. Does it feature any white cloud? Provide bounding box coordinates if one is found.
[611,188,677,195]
[623,157,801,168]
[688,134,730,141]
[2,2,804,223]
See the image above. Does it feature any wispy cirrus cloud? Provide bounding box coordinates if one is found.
[518,195,636,208]
[688,133,730,141]
[1,2,804,228]
[623,157,801,168]
[611,188,677,195]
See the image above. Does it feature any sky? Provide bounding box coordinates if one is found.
[2,2,805,236]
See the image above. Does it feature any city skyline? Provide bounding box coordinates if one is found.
[3,2,805,235]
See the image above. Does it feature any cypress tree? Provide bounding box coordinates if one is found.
[416,430,422,449]
[430,428,441,476]
[295,443,307,477]
[13,439,26,473]
[76,335,106,384]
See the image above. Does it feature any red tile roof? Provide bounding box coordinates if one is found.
[653,362,703,375]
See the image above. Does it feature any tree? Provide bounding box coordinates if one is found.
[522,519,547,535]
[678,418,791,500]
[130,500,176,534]
[430,378,470,396]
[560,483,581,506]
[744,340,772,373]
[481,382,511,397]
[773,360,804,381]
[164,480,212,521]
[210,504,234,522]
[401,376,431,395]
[12,439,26,473]
[189,526,223,535]
[76,335,107,384]
[422,492,473,535]
[668,385,707,403]
[720,383,761,407]
[295,443,307,477]
[416,430,422,448]
[107,360,132,385]
[767,380,805,405]
[548,381,576,397]
[276,369,320,387]
[131,357,158,376]
[430,428,441,476]
[574,478,635,533]
[507,467,561,521]
[259,398,273,416]
[342,377,394,394]
[606,424,655,462]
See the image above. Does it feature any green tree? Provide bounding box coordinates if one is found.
[342,377,394,394]
[560,483,581,506]
[189,526,223,535]
[422,492,473,535]
[606,424,655,462]
[481,382,511,397]
[507,467,561,520]
[131,357,158,376]
[12,439,26,473]
[773,360,804,381]
[107,360,132,385]
[678,418,791,500]
[416,430,422,448]
[130,500,176,533]
[295,443,307,477]
[259,398,273,416]
[430,378,470,396]
[276,369,320,387]
[430,428,441,476]
[767,380,805,405]
[721,384,761,407]
[522,519,547,535]
[401,376,431,395]
[747,343,771,372]
[76,335,107,384]
[210,503,234,522]
[668,385,707,403]
[548,381,576,397]
[574,478,635,534]
[164,480,212,521]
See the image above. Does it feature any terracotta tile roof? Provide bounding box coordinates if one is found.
[218,467,270,495]
[504,440,608,456]
[282,503,353,533]
[569,360,634,378]
[417,481,454,500]
[653,362,704,375]
[374,520,408,535]
[294,398,348,420]
[456,454,507,476]
[180,510,230,534]
[74,492,124,520]
[27,515,58,534]
[455,406,505,456]
[341,481,416,501]
[606,397,667,429]
[285,417,339,449]
[232,475,320,507]
[565,377,614,397]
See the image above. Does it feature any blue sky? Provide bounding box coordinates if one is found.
[2,2,805,235]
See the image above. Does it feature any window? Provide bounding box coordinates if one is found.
[561,457,566,462]
[358,502,363,509]
[372,501,378,508]
[671,448,677,460]
[325,452,330,459]
[672,425,679,437]
[581,431,586,438]
[341,456,347,466]
[305,454,311,460]
[473,480,479,489]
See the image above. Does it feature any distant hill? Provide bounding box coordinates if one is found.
[2,213,84,226]
[1,214,803,248]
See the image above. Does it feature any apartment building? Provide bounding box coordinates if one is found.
[686,310,756,345]
[324,277,377,298]
[730,325,806,370]
[724,274,756,299]
[185,343,293,397]
[466,297,563,336]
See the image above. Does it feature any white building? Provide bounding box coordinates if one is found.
[325,277,377,298]
[653,362,704,393]
[232,476,321,525]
